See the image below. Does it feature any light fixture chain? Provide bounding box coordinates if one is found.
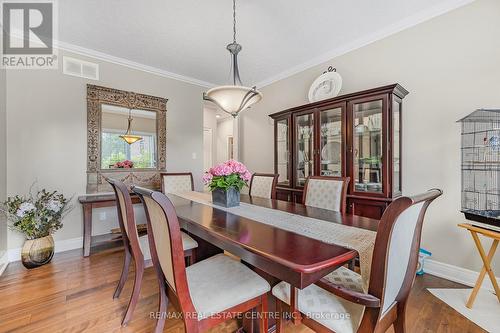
[233,0,237,43]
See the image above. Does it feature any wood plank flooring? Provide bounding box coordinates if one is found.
[0,248,486,333]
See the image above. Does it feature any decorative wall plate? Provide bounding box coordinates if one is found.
[308,70,342,103]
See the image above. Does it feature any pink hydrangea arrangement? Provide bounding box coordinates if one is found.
[203,160,252,191]
[113,160,134,169]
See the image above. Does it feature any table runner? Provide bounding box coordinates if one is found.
[171,191,376,291]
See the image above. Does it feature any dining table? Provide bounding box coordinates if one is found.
[166,192,380,333]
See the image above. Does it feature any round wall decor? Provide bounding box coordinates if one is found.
[308,67,342,103]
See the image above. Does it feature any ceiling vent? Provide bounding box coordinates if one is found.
[63,56,99,80]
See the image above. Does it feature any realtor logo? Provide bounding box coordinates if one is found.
[1,0,58,69]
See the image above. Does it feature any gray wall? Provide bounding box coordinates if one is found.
[240,0,500,273]
[6,49,205,250]
[0,67,6,263]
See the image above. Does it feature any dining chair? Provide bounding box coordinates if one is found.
[161,172,194,193]
[272,189,442,333]
[107,178,199,326]
[133,186,271,333]
[302,176,350,214]
[249,173,279,199]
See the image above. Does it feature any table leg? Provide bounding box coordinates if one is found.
[290,287,302,325]
[466,232,500,308]
[83,204,92,257]
[242,268,279,333]
[241,294,276,333]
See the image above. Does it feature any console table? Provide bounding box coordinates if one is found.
[78,192,142,257]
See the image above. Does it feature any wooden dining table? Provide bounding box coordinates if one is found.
[166,193,379,332]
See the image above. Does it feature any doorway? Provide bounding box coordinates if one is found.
[203,127,213,171]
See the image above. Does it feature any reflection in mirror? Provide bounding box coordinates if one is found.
[101,104,157,169]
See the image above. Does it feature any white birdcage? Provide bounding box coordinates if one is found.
[458,109,500,229]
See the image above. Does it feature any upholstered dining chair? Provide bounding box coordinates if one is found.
[107,178,199,326]
[249,173,279,199]
[303,176,350,214]
[133,186,271,333]
[272,189,442,333]
[161,172,194,193]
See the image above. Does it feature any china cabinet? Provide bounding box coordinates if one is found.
[270,84,408,219]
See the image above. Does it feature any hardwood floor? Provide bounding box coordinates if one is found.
[0,248,486,333]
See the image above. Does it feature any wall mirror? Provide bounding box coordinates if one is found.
[86,85,167,193]
[101,105,157,170]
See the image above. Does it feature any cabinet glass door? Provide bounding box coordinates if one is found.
[295,113,314,187]
[319,107,343,177]
[276,118,290,186]
[352,99,383,193]
[393,99,402,194]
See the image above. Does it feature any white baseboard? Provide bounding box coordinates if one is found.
[0,251,8,276]
[425,259,500,292]
[7,237,83,263]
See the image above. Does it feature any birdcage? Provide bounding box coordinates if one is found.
[459,109,500,229]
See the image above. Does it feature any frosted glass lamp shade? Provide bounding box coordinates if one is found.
[204,85,263,117]
[119,134,143,144]
[119,116,143,144]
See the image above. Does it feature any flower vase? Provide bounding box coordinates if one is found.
[21,235,55,269]
[212,187,240,208]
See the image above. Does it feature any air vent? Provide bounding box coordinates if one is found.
[63,56,99,80]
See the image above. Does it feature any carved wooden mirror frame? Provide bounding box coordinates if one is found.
[86,84,167,193]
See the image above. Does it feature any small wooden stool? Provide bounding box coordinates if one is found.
[458,223,500,308]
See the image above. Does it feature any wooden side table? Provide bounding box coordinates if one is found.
[79,193,142,257]
[458,223,500,308]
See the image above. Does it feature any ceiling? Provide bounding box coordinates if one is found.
[58,0,472,87]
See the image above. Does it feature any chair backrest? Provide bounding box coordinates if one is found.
[132,186,196,314]
[249,173,279,199]
[302,176,350,213]
[107,178,143,262]
[161,172,194,194]
[368,189,442,317]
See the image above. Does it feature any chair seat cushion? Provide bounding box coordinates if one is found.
[181,232,198,251]
[272,280,364,333]
[139,232,197,262]
[322,266,364,293]
[187,254,270,320]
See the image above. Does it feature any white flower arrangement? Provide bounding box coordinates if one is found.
[46,199,63,213]
[0,185,73,240]
[16,202,36,218]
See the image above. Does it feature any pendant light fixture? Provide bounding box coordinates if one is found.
[203,0,262,118]
[119,108,143,144]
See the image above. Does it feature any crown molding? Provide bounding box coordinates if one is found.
[6,29,214,87]
[9,0,473,89]
[255,0,475,88]
[55,40,216,88]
